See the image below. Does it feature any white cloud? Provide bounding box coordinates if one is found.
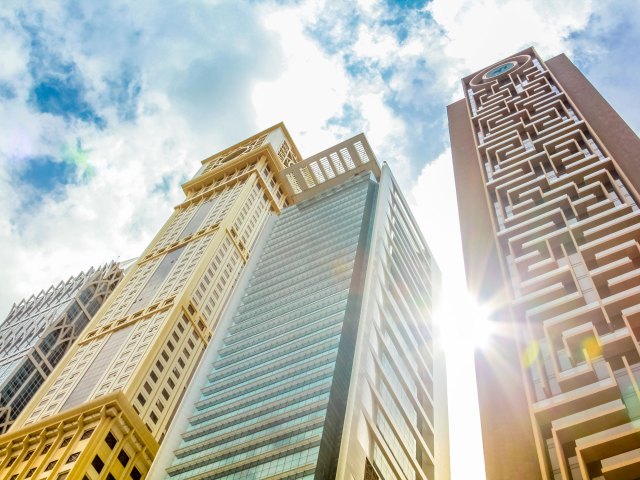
[428,0,596,94]
[409,149,462,282]
[0,28,28,82]
[0,0,285,315]
[252,3,351,156]
[352,23,399,62]
[356,0,382,17]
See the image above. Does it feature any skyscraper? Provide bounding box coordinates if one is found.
[0,263,123,435]
[0,124,300,479]
[0,126,448,479]
[151,135,449,480]
[449,47,640,479]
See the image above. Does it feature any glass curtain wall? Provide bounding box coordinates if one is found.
[165,173,376,479]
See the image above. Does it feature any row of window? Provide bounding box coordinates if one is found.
[134,316,198,434]
[156,180,242,255]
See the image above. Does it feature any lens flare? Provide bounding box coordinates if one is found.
[582,336,601,360]
[472,305,494,348]
[522,340,540,368]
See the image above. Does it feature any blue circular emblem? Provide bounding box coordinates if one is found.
[484,61,517,79]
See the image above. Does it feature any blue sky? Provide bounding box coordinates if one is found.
[1,0,636,306]
[0,0,638,477]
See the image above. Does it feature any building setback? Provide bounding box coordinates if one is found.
[153,135,449,479]
[449,47,640,479]
[0,125,449,479]
[0,262,123,435]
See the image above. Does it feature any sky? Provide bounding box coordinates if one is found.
[0,0,639,478]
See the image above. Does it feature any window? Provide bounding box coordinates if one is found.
[45,460,56,471]
[92,455,104,473]
[80,429,94,440]
[105,432,117,449]
[107,474,116,480]
[161,389,169,400]
[41,444,52,455]
[150,371,158,383]
[60,436,72,448]
[130,467,142,480]
[24,450,34,461]
[137,393,146,406]
[144,382,152,394]
[118,449,130,467]
[66,452,80,463]
[150,411,158,423]
[6,457,16,467]
[26,468,35,478]
[155,360,164,372]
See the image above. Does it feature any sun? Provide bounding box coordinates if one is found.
[467,300,495,349]
[435,288,496,354]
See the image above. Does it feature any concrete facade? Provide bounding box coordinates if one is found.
[450,47,640,480]
[0,124,300,480]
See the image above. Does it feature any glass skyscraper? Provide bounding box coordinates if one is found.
[166,172,374,479]
[154,134,449,480]
[0,126,448,480]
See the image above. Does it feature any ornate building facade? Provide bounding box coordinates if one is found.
[0,263,123,435]
[450,47,640,479]
[0,125,298,479]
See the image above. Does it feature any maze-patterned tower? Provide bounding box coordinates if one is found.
[449,48,640,479]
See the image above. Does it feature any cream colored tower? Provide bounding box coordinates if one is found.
[0,124,300,479]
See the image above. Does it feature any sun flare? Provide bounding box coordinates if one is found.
[436,289,496,354]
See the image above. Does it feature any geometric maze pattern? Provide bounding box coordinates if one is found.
[465,50,640,480]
